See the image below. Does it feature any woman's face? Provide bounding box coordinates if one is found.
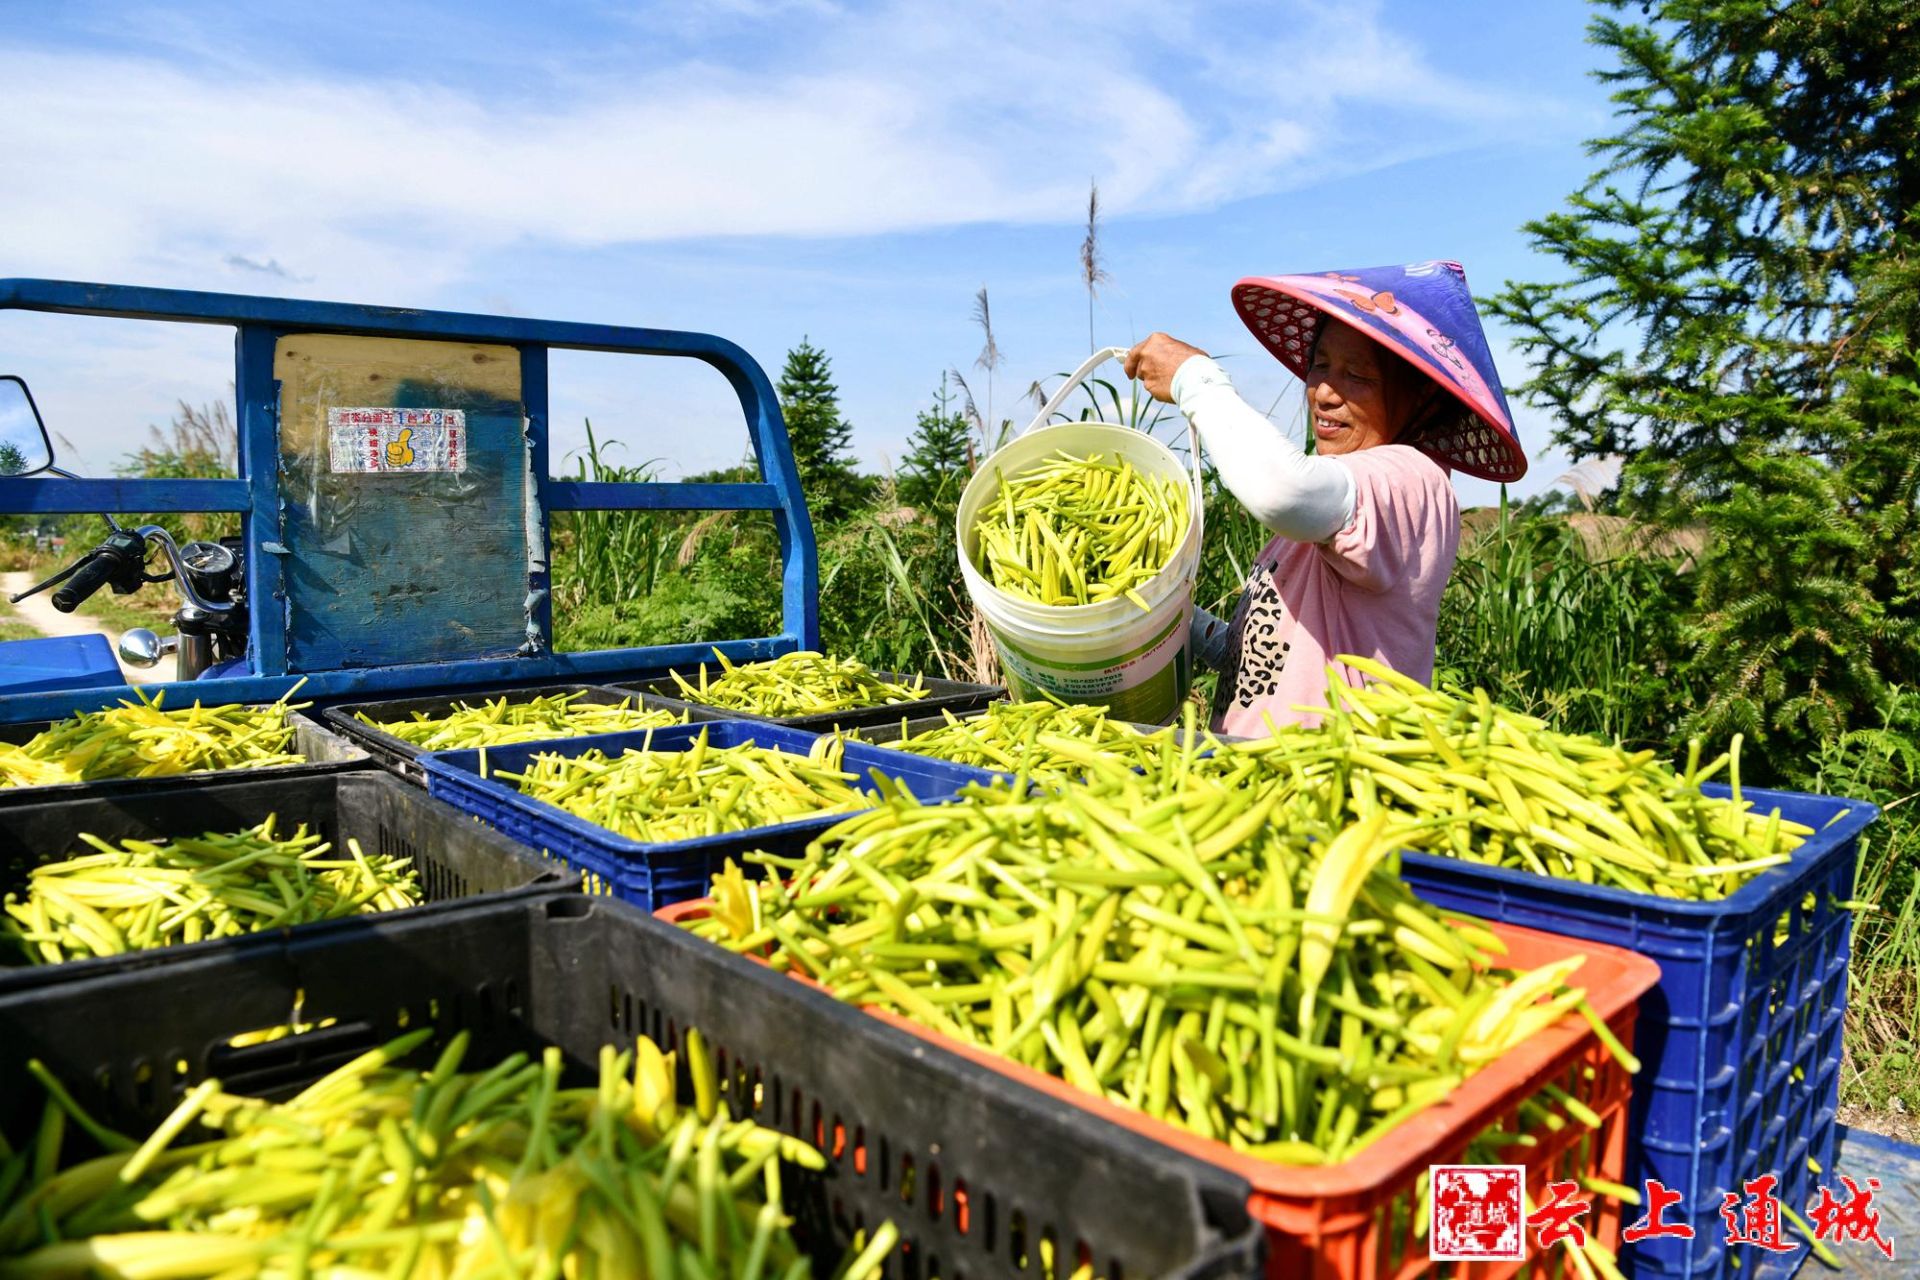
[1305,323,1415,455]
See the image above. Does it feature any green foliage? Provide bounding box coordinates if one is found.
[1681,435,1919,770]
[549,422,781,653]
[1491,0,1920,1117]
[550,423,676,609]
[1493,0,1920,496]
[819,500,967,678]
[1044,366,1168,435]
[1436,503,1699,751]
[559,541,779,652]
[1194,464,1269,617]
[1493,0,1920,774]
[898,376,972,514]
[115,401,241,543]
[1805,686,1920,1114]
[777,338,861,523]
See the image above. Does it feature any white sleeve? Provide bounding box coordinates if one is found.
[1172,355,1355,542]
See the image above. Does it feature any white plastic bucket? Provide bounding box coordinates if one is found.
[956,347,1204,725]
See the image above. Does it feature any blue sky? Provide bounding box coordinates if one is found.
[2,0,1619,509]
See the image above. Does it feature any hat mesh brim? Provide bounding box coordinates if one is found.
[1233,282,1528,483]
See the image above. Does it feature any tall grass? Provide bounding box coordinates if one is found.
[551,423,679,609]
[115,401,243,544]
[822,500,968,679]
[1436,497,1699,750]
[548,422,784,652]
[1843,804,1919,1116]
[1802,687,1920,1114]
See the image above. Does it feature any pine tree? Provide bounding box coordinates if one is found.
[777,338,859,521]
[899,374,972,512]
[1492,0,1920,768]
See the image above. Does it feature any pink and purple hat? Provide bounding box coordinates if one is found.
[1231,260,1527,482]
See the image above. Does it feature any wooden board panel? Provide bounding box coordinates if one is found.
[274,334,533,671]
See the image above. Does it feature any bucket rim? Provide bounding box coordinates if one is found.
[955,419,1205,625]
[971,419,1200,484]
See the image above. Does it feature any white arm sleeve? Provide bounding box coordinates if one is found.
[1172,355,1355,543]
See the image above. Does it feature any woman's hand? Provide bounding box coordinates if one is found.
[1125,332,1210,403]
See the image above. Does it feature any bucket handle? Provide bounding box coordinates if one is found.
[1018,346,1203,494]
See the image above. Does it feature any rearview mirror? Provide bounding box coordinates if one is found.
[0,377,53,477]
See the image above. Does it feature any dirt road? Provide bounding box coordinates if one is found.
[1,571,169,685]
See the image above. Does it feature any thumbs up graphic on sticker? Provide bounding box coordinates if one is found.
[386,428,415,468]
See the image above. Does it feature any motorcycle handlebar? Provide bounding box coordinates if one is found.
[51,546,128,613]
[12,526,239,615]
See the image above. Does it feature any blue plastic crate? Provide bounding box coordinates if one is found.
[1399,783,1877,1280]
[419,720,1002,912]
[0,635,124,696]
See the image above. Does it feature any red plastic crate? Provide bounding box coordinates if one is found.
[659,898,1659,1279]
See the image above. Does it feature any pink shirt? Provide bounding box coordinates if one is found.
[1212,444,1460,735]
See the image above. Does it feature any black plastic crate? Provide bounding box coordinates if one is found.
[0,770,575,994]
[0,893,1264,1279]
[612,662,1004,733]
[0,708,368,808]
[323,682,730,783]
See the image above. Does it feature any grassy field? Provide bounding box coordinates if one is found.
[64,585,179,635]
[1842,810,1920,1140]
[1813,713,1920,1137]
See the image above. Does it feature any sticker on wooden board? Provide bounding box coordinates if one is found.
[326,407,467,474]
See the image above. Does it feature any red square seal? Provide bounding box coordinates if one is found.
[1430,1165,1526,1262]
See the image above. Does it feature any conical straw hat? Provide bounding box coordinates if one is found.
[1231,260,1526,481]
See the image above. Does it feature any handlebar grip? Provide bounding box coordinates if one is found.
[51,551,123,613]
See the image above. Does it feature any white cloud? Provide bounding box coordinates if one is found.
[0,1,1581,474]
[0,1,1548,299]
[0,314,235,473]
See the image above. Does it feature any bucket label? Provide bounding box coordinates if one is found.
[993,609,1192,724]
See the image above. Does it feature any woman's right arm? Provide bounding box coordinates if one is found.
[1172,356,1355,543]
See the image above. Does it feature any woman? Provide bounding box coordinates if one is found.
[1125,261,1528,735]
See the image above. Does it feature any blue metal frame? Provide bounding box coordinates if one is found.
[0,278,819,722]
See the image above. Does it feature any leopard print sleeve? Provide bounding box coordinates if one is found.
[1212,559,1293,723]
